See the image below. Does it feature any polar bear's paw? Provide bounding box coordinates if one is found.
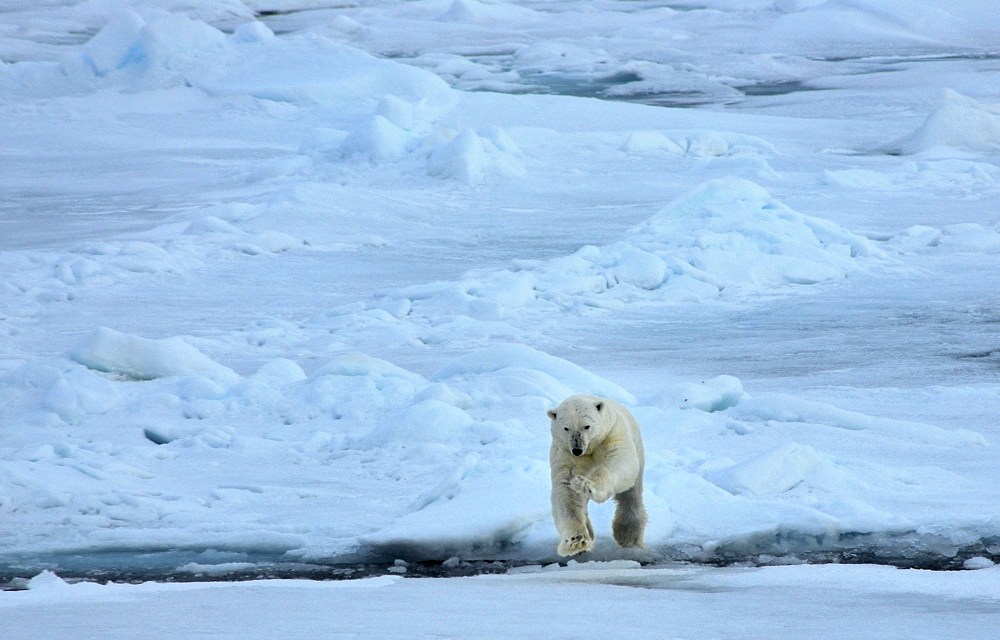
[569,475,596,498]
[571,475,611,503]
[558,532,594,557]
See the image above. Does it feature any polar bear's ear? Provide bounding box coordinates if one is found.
[547,409,558,420]
[595,401,604,412]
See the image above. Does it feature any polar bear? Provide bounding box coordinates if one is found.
[548,394,647,556]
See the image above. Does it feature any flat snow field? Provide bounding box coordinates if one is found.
[2,0,1000,635]
[4,563,1000,640]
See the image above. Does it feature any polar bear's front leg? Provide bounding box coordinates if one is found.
[552,481,594,556]
[569,474,614,504]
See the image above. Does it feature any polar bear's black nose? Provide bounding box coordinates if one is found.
[571,448,584,457]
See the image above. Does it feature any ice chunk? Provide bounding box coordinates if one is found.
[686,132,730,157]
[141,14,228,70]
[593,242,667,290]
[232,21,275,43]
[45,366,121,423]
[339,115,414,163]
[889,90,1000,155]
[83,12,145,75]
[26,570,71,590]
[963,557,996,570]
[428,129,489,183]
[479,126,524,158]
[655,375,744,412]
[703,443,821,496]
[621,131,684,155]
[377,95,416,131]
[426,128,525,183]
[70,327,239,385]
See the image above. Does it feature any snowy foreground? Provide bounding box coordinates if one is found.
[3,0,1000,601]
[4,563,1000,639]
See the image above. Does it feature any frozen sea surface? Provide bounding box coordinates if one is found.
[3,563,1000,639]
[2,0,1000,590]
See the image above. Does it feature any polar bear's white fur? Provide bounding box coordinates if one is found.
[547,394,647,556]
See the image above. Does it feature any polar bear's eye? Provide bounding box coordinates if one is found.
[564,427,569,431]
[584,425,590,430]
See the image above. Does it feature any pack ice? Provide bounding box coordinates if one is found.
[1,3,1000,579]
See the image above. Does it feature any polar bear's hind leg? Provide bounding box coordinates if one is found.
[612,483,647,549]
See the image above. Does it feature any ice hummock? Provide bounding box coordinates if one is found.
[887,90,1000,155]
[368,177,884,343]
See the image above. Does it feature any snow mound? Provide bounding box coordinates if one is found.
[377,95,417,131]
[2,360,120,425]
[703,443,821,496]
[232,21,276,44]
[888,90,1000,155]
[428,128,525,183]
[70,327,239,385]
[141,13,228,71]
[26,570,71,591]
[653,375,744,412]
[432,343,637,405]
[339,115,415,163]
[621,131,685,155]
[621,178,882,289]
[82,12,146,76]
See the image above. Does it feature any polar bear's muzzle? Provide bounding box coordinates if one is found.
[570,434,586,457]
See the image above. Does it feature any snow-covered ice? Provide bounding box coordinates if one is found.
[4,562,1000,639]
[2,1,1000,622]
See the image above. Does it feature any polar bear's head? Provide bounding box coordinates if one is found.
[547,394,607,457]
